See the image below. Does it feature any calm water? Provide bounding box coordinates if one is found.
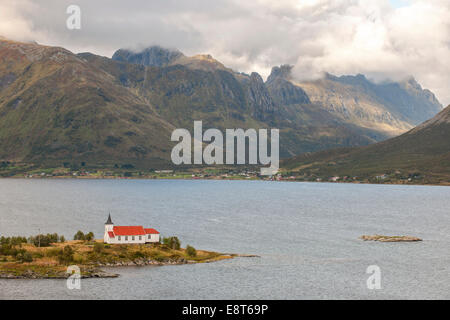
[0,179,449,300]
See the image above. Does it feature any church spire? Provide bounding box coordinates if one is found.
[105,213,113,225]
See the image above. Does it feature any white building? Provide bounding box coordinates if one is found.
[103,214,160,244]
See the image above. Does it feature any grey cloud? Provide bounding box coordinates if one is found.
[0,0,449,105]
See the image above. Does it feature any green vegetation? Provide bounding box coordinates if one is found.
[17,251,33,263]
[281,106,450,185]
[73,231,94,241]
[0,233,233,279]
[29,233,65,247]
[0,236,27,246]
[163,236,181,250]
[186,245,197,257]
[93,242,104,253]
[0,37,441,176]
[1,233,65,248]
[57,246,74,264]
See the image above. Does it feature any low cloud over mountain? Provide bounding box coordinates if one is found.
[1,0,450,105]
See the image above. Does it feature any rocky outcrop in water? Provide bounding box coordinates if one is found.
[360,235,422,242]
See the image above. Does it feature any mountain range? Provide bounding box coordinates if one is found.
[0,37,443,170]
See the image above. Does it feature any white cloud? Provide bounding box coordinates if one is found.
[0,0,449,105]
[0,1,39,42]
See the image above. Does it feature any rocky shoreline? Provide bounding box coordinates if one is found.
[0,254,251,279]
[0,269,119,279]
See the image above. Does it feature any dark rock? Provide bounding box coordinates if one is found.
[112,46,184,67]
[246,72,277,120]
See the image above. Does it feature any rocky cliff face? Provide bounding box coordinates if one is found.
[112,46,184,67]
[328,74,442,125]
[266,66,310,106]
[293,72,442,136]
[246,72,276,121]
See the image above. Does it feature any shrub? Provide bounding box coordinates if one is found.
[15,252,24,262]
[132,251,146,260]
[32,252,44,259]
[58,245,74,264]
[93,242,104,254]
[15,249,32,263]
[72,253,85,264]
[163,236,181,250]
[45,248,62,257]
[21,251,33,263]
[0,244,13,256]
[186,245,197,257]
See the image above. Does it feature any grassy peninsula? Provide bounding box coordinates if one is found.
[0,238,234,279]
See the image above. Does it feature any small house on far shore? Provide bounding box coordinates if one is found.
[103,214,160,244]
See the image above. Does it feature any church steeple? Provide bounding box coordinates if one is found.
[105,213,113,225]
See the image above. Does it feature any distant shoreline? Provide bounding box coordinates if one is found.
[1,175,449,187]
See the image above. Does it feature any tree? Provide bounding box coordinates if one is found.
[73,231,85,241]
[186,245,197,257]
[163,236,181,250]
[85,232,94,241]
[29,233,59,247]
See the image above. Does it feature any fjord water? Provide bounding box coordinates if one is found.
[1,179,450,300]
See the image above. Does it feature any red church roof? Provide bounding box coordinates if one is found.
[113,226,146,236]
[145,228,160,234]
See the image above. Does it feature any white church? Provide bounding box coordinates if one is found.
[103,214,160,244]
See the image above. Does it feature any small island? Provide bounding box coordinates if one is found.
[360,235,423,242]
[0,232,236,279]
[0,215,254,279]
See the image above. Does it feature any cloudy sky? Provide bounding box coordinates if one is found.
[1,0,449,105]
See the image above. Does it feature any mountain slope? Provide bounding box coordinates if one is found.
[0,39,444,170]
[0,39,368,166]
[282,105,450,183]
[277,67,442,137]
[86,48,390,157]
[0,39,175,167]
